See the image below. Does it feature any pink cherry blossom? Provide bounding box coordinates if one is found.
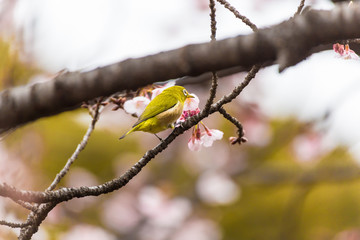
[183,94,200,111]
[60,224,116,240]
[187,123,223,151]
[196,170,240,205]
[201,129,224,147]
[292,132,323,163]
[101,192,141,234]
[123,96,150,117]
[333,43,360,60]
[137,186,192,240]
[188,137,203,152]
[137,187,192,227]
[178,108,200,123]
[188,126,203,151]
[176,93,200,123]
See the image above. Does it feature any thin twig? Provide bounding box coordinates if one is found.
[294,0,306,17]
[0,220,29,228]
[207,64,261,116]
[218,107,243,130]
[47,100,103,191]
[347,38,360,44]
[204,71,218,112]
[209,0,217,41]
[218,107,247,144]
[203,0,219,113]
[216,0,258,31]
[15,200,37,212]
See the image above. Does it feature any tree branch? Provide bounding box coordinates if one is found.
[19,202,57,240]
[216,0,258,31]
[0,3,359,133]
[203,0,219,113]
[0,220,29,228]
[294,0,306,16]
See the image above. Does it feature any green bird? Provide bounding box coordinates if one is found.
[119,86,194,140]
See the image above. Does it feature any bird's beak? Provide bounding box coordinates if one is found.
[188,94,195,98]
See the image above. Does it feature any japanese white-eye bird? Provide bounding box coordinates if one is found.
[119,86,194,140]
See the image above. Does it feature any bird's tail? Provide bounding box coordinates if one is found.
[119,128,135,140]
[119,133,127,140]
[119,131,130,140]
[119,130,130,140]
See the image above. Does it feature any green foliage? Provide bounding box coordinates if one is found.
[0,39,39,89]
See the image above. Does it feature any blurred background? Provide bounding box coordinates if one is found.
[1,0,360,239]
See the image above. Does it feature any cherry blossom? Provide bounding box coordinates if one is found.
[202,127,224,147]
[183,94,200,111]
[333,43,360,60]
[188,125,203,151]
[177,94,200,123]
[137,186,193,240]
[177,93,223,151]
[138,186,192,227]
[187,123,224,151]
[60,224,116,240]
[123,96,150,117]
[101,192,141,234]
[292,132,324,163]
[196,170,240,205]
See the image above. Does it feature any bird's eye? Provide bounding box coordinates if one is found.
[183,89,187,96]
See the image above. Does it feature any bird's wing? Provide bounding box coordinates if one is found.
[132,95,178,127]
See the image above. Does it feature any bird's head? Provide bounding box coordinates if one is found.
[163,86,194,103]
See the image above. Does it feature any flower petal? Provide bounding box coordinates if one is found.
[183,94,200,111]
[333,43,360,60]
[188,138,203,151]
[202,129,223,147]
[123,96,150,117]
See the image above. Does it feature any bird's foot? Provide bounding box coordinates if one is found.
[154,134,164,142]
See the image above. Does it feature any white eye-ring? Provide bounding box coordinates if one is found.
[183,89,188,96]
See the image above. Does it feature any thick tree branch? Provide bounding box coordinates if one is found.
[1,3,359,133]
[19,202,57,240]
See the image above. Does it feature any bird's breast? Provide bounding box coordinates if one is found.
[155,101,183,125]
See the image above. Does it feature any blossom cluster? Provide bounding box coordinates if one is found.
[333,43,359,60]
[123,83,223,151]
